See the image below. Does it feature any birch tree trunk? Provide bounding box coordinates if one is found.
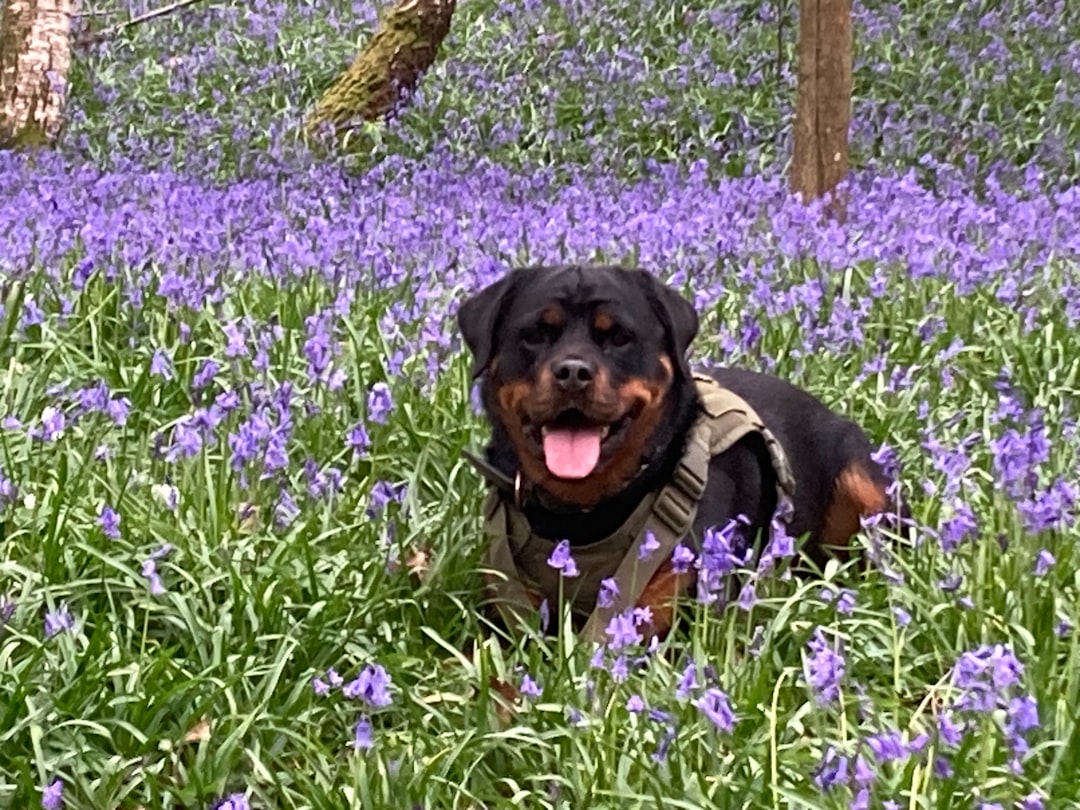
[0,0,74,148]
[305,0,456,145]
[790,0,852,222]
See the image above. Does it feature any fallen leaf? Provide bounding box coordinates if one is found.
[405,547,431,580]
[182,716,211,744]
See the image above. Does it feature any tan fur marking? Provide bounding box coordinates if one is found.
[820,464,891,560]
[594,312,614,332]
[541,307,563,327]
[635,556,696,640]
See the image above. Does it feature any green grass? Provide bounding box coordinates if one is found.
[2,249,1078,807]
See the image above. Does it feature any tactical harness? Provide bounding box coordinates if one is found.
[466,375,797,644]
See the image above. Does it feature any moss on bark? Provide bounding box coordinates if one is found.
[305,0,456,144]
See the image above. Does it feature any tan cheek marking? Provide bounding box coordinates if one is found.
[541,307,563,327]
[593,312,613,332]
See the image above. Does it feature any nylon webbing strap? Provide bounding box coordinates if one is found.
[578,423,712,644]
[481,492,538,634]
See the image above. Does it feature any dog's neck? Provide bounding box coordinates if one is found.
[483,380,701,544]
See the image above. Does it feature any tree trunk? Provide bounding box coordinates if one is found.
[0,0,75,149]
[305,0,456,143]
[791,0,852,221]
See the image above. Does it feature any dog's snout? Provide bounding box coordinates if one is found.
[552,357,595,392]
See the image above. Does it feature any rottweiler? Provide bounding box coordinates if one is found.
[458,264,898,638]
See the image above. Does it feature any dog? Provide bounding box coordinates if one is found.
[458,264,898,641]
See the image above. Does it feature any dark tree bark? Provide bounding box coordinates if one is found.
[305,0,456,143]
[791,0,852,221]
[0,0,74,148]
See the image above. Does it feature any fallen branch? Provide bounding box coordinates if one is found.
[75,0,210,46]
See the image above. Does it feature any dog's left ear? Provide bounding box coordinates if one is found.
[458,272,516,379]
[633,270,699,377]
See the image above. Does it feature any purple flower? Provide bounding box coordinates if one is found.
[637,530,660,560]
[652,725,676,763]
[853,754,874,787]
[850,788,870,810]
[192,359,220,390]
[367,480,406,516]
[693,687,735,733]
[1034,549,1056,576]
[547,539,579,578]
[938,713,965,747]
[37,407,65,442]
[347,422,371,457]
[938,574,963,593]
[351,716,375,751]
[626,694,645,713]
[141,543,173,594]
[1020,478,1077,533]
[939,498,978,552]
[214,793,249,810]
[953,644,1024,711]
[675,661,699,700]
[312,677,330,696]
[150,349,174,379]
[813,746,849,792]
[604,609,643,651]
[671,543,695,573]
[0,471,16,506]
[367,382,394,424]
[609,654,630,683]
[44,604,74,638]
[737,582,757,610]
[342,663,394,707]
[806,627,846,705]
[520,674,542,697]
[1020,793,1046,810]
[866,730,907,763]
[696,518,750,605]
[97,507,120,546]
[597,577,619,608]
[893,605,912,626]
[1005,695,1040,739]
[41,778,63,810]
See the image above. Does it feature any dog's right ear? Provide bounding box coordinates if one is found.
[457,273,516,379]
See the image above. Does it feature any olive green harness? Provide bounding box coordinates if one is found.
[466,375,796,644]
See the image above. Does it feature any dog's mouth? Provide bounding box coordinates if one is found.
[524,406,637,480]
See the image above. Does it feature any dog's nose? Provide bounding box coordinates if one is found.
[552,357,595,392]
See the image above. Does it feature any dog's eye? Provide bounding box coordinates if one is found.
[599,325,633,348]
[521,324,557,348]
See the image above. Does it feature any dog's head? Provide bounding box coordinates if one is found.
[458,264,699,506]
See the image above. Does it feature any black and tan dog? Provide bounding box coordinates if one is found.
[458,264,898,641]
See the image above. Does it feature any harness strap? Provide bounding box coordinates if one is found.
[578,421,712,643]
[481,490,538,635]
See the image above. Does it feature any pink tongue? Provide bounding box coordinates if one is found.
[543,427,602,479]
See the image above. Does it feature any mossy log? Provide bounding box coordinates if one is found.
[305,0,456,142]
